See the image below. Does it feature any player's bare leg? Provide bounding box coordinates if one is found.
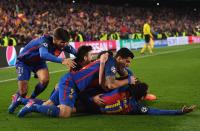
[30,68,49,98]
[18,80,29,97]
[147,44,153,54]
[140,44,147,55]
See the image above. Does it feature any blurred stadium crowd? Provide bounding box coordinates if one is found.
[0,0,200,46]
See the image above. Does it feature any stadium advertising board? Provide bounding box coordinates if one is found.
[167,37,188,46]
[188,36,200,44]
[0,47,7,68]
[120,39,145,50]
[6,46,17,66]
[154,40,168,47]
[0,45,24,68]
[73,40,117,54]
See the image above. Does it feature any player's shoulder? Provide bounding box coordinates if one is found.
[41,34,53,43]
[144,23,149,26]
[80,60,100,70]
[39,35,53,47]
[146,23,150,26]
[107,55,115,64]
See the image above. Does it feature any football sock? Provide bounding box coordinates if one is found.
[35,105,60,117]
[20,98,44,105]
[30,83,48,98]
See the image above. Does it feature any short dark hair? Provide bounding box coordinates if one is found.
[76,45,93,61]
[97,50,113,59]
[53,27,70,42]
[115,48,134,59]
[129,81,148,101]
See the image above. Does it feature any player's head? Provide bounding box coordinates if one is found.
[115,48,134,67]
[148,19,151,24]
[129,81,148,101]
[76,45,93,64]
[53,27,70,48]
[97,50,113,59]
[147,16,152,24]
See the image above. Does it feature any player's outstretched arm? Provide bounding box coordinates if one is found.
[140,105,197,115]
[39,46,76,68]
[39,46,63,63]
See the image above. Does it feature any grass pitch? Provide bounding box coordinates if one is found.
[0,44,200,131]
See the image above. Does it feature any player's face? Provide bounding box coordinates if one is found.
[124,57,132,67]
[84,51,93,64]
[54,39,68,48]
[87,51,94,62]
[148,19,151,24]
[117,56,132,68]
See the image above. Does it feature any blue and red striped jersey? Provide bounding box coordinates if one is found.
[17,35,76,64]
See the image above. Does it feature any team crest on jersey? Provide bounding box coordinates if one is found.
[69,88,74,99]
[140,106,148,113]
[111,66,116,73]
[42,43,48,48]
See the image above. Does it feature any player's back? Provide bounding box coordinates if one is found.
[71,60,100,91]
[99,86,135,114]
[100,86,145,115]
[17,35,53,64]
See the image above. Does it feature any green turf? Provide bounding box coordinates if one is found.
[0,44,200,131]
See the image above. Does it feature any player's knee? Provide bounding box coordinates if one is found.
[43,100,54,106]
[38,72,50,86]
[58,105,72,118]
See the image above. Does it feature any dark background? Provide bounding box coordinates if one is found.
[66,0,200,7]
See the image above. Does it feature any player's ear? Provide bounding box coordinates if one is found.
[53,38,58,45]
[116,56,122,62]
[84,55,88,61]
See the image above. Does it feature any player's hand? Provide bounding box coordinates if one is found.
[99,53,108,84]
[100,52,109,64]
[92,94,105,107]
[62,58,76,68]
[130,76,137,85]
[182,105,197,114]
